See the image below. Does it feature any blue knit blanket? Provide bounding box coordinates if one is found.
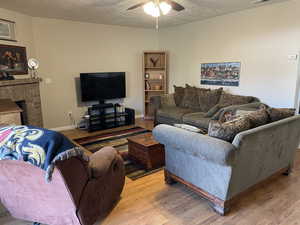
[0,125,88,182]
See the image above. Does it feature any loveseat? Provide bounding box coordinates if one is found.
[151,85,262,130]
[153,115,300,215]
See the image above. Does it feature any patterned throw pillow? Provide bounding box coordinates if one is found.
[219,93,254,106]
[173,85,185,106]
[198,88,223,112]
[247,110,269,128]
[181,84,200,109]
[221,109,269,128]
[208,117,251,142]
[267,108,295,122]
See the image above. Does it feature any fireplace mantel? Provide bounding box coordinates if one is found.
[0,78,41,87]
[0,78,43,127]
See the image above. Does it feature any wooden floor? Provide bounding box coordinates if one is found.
[2,119,300,225]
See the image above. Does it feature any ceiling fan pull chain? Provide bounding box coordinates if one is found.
[156,17,159,30]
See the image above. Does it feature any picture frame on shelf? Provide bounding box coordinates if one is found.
[0,19,16,42]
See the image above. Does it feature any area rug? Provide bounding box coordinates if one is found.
[74,126,163,180]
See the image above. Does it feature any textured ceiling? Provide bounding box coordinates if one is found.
[1,0,289,28]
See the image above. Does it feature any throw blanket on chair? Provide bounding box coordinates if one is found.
[0,125,89,182]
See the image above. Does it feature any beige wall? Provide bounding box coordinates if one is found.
[158,0,300,108]
[32,18,158,128]
[0,8,35,78]
[2,0,300,128]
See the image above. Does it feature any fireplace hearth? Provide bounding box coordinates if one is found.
[0,79,43,127]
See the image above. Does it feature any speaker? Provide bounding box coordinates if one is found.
[125,108,135,125]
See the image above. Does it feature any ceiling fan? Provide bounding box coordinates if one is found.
[127,0,185,17]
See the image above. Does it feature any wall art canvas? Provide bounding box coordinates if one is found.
[0,19,16,42]
[201,62,240,86]
[0,44,28,75]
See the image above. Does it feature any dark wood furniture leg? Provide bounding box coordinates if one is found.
[164,169,229,215]
[164,169,177,185]
[164,166,290,216]
[283,165,292,176]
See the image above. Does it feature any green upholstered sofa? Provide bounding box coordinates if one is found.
[151,85,262,130]
[153,115,300,215]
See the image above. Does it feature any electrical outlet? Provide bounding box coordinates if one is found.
[68,111,72,116]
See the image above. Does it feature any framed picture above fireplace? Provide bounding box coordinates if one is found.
[0,44,28,75]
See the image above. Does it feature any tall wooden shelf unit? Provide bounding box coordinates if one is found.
[143,51,168,119]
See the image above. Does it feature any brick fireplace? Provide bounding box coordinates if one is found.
[0,79,43,127]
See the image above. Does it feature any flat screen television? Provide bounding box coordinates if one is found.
[80,72,126,103]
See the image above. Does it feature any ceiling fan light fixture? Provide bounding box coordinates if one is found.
[143,1,160,17]
[159,2,171,15]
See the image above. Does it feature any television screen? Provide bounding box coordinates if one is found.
[80,72,126,102]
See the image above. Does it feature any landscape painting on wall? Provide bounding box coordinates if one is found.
[0,44,28,75]
[201,62,240,86]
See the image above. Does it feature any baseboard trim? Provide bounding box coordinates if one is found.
[136,114,143,119]
[50,125,77,131]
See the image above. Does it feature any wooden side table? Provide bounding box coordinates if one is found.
[0,99,22,125]
[127,132,165,170]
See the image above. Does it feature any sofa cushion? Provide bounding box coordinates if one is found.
[173,85,185,107]
[182,112,211,129]
[247,110,269,128]
[212,102,265,121]
[198,88,223,112]
[161,93,176,107]
[208,117,251,142]
[218,93,255,106]
[223,109,269,128]
[157,106,196,122]
[267,108,295,122]
[181,84,200,109]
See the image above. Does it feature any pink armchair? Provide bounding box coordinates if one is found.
[0,146,125,225]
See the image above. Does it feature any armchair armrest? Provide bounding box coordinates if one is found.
[88,146,120,179]
[153,124,237,166]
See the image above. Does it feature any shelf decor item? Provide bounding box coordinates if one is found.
[143,51,168,119]
[150,57,160,67]
[0,44,28,75]
[28,58,40,79]
[0,19,16,42]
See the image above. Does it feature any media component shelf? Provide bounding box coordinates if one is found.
[87,103,135,132]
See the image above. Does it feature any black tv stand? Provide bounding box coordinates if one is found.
[93,102,114,108]
[87,103,135,132]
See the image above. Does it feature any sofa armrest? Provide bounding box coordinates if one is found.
[88,146,120,179]
[153,124,237,166]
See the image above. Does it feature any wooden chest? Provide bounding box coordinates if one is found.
[127,132,165,170]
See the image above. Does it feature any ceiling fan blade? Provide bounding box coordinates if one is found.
[127,2,147,10]
[168,0,185,11]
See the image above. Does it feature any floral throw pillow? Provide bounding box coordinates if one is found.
[208,117,251,142]
[267,108,295,122]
